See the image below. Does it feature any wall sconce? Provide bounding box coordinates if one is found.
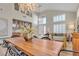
[68,24,75,30]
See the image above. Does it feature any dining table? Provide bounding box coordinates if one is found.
[5,37,63,56]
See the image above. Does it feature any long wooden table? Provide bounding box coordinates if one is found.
[5,37,63,56]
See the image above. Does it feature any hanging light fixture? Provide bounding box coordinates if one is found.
[18,3,38,13]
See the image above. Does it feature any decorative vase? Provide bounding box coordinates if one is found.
[23,33,28,41]
[27,33,32,41]
[23,33,32,41]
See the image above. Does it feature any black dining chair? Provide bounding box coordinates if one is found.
[3,40,27,56]
[5,43,28,56]
[58,49,79,56]
[41,37,51,40]
[41,33,51,40]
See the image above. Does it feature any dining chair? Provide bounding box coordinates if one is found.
[41,37,51,40]
[3,40,27,56]
[33,35,38,38]
[58,49,79,56]
[5,43,27,56]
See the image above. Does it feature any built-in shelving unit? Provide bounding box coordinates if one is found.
[12,19,32,32]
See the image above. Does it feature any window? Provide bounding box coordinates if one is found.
[39,17,46,24]
[53,14,66,33]
[38,17,46,35]
[53,24,66,33]
[53,14,65,22]
[38,25,46,35]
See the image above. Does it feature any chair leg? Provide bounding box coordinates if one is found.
[5,48,9,56]
[58,50,62,56]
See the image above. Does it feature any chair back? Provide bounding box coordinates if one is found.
[6,43,27,56]
[72,32,79,55]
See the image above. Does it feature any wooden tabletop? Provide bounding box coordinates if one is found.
[5,37,63,56]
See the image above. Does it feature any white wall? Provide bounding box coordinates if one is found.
[38,10,76,33]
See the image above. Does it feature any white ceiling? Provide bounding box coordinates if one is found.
[36,3,79,13]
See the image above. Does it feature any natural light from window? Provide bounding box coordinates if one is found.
[53,14,66,33]
[53,14,65,22]
[38,16,46,35]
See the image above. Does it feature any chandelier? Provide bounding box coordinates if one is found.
[18,3,38,13]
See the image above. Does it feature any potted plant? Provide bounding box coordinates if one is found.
[20,25,33,41]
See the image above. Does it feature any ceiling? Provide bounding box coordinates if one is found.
[36,3,79,13]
